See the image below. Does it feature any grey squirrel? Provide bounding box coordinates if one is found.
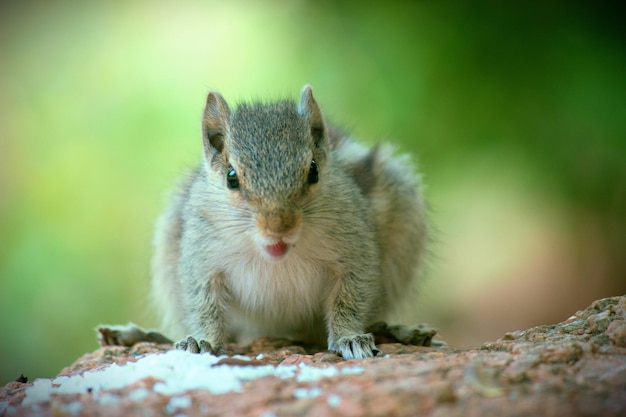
[100,85,428,359]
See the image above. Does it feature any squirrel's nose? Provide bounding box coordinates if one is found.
[257,211,301,238]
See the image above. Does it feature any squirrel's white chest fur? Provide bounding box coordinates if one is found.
[222,246,333,342]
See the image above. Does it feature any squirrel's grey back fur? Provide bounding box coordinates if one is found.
[150,85,428,359]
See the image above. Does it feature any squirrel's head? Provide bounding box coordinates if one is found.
[201,85,329,260]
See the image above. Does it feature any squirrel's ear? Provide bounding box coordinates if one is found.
[202,91,231,155]
[298,85,326,149]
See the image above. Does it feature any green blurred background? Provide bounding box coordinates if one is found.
[1,0,625,384]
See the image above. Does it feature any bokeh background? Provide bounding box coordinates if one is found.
[1,0,625,384]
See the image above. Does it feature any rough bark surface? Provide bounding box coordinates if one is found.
[1,296,625,417]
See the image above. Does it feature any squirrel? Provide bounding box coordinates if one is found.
[100,85,428,360]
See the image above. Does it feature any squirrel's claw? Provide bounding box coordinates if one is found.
[334,333,379,359]
[175,336,219,355]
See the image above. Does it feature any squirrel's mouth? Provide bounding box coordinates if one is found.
[264,241,289,258]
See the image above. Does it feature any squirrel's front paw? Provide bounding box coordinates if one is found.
[333,333,381,359]
[175,336,222,355]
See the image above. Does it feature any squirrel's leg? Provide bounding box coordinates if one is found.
[97,322,173,347]
[326,272,381,359]
[176,272,228,355]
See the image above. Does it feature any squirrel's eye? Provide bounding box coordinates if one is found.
[226,166,240,190]
[307,159,319,185]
